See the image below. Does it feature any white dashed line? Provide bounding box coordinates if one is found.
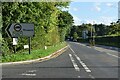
[74,54,91,73]
[21,73,36,76]
[27,70,37,73]
[69,54,80,71]
[89,74,95,79]
[78,76,81,78]
[87,46,91,48]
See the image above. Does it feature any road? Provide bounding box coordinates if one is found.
[2,42,119,80]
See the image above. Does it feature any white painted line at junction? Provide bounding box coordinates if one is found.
[106,53,120,58]
[69,54,80,71]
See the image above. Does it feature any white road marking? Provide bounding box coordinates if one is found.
[69,45,91,72]
[106,53,120,58]
[89,74,95,79]
[74,54,91,73]
[27,70,37,73]
[69,54,80,71]
[94,47,119,58]
[69,46,75,53]
[78,76,81,78]
[21,73,36,76]
[87,46,91,48]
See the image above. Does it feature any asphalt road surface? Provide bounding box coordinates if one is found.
[2,42,119,80]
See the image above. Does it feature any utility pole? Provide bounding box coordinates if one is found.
[90,21,95,46]
[90,24,92,46]
[118,1,120,23]
[93,21,95,46]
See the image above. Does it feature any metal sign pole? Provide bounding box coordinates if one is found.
[28,37,31,54]
[14,45,16,54]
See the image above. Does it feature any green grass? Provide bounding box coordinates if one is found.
[2,42,67,62]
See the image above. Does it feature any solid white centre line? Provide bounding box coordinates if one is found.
[69,54,80,71]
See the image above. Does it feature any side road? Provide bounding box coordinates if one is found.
[79,42,119,52]
[1,46,68,65]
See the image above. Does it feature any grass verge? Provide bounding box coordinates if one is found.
[2,42,67,62]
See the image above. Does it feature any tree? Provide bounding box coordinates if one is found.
[58,11,74,42]
[2,2,72,54]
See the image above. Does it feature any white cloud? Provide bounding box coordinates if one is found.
[100,16,117,25]
[84,16,117,25]
[92,3,101,12]
[73,8,78,11]
[106,3,113,7]
[73,15,81,25]
[81,16,117,25]
[95,6,101,12]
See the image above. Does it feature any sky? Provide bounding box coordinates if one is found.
[63,1,118,25]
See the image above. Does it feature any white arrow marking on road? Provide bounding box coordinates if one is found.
[69,54,80,71]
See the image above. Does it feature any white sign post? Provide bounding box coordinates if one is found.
[13,38,18,45]
[13,38,18,53]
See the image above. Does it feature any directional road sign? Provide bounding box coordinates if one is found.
[6,23,34,38]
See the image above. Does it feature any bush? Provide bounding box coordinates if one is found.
[77,36,120,48]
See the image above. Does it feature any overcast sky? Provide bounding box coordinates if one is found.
[63,1,118,25]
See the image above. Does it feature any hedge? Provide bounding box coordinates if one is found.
[77,36,120,48]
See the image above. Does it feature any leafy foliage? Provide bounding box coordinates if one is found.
[2,2,73,54]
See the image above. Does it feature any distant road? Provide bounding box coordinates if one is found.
[2,41,119,80]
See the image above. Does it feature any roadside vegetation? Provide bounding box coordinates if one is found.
[2,42,66,62]
[1,2,73,62]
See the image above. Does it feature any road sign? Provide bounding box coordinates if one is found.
[6,23,34,38]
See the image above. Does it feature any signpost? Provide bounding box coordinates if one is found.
[6,23,34,54]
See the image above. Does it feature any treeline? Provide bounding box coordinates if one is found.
[1,2,73,54]
[68,22,120,47]
[68,22,120,40]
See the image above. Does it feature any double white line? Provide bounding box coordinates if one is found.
[69,54,80,71]
[74,54,91,72]
[69,45,91,73]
